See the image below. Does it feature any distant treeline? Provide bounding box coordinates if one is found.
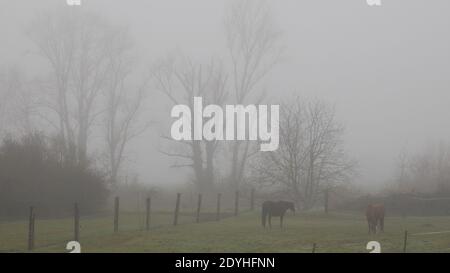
[0,133,108,219]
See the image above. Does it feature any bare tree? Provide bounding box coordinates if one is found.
[29,10,118,166]
[0,69,20,135]
[224,0,283,190]
[0,68,37,136]
[252,98,354,210]
[152,56,228,192]
[395,150,409,192]
[397,142,450,194]
[103,29,149,187]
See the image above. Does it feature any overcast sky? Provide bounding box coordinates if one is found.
[1,0,449,191]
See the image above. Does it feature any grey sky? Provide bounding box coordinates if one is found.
[1,0,449,190]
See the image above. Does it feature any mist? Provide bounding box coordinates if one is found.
[2,0,450,256]
[1,0,450,192]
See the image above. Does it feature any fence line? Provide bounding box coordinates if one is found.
[114,197,119,233]
[216,193,221,221]
[11,190,252,252]
[6,190,441,253]
[27,206,35,251]
[146,197,151,231]
[403,230,408,252]
[196,194,202,223]
[412,230,450,236]
[74,203,79,241]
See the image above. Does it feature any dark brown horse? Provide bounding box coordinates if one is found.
[262,201,295,228]
[366,204,385,234]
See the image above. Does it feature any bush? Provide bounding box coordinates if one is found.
[0,133,108,219]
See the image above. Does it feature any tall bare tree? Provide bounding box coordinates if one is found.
[253,98,354,209]
[29,10,118,166]
[103,29,149,187]
[152,56,228,192]
[224,0,283,190]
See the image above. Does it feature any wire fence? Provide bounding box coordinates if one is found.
[2,190,450,253]
[0,190,256,252]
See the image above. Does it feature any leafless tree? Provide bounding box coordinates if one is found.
[0,68,37,136]
[102,29,150,188]
[224,0,283,190]
[0,69,19,135]
[252,98,354,210]
[398,142,450,194]
[152,55,228,192]
[395,150,409,192]
[28,10,119,166]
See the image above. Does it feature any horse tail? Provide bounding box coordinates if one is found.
[262,207,267,227]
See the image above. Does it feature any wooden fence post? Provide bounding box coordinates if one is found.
[403,230,408,253]
[173,193,181,226]
[27,206,35,251]
[114,197,119,233]
[324,188,329,214]
[250,188,255,211]
[216,193,221,221]
[74,203,79,241]
[234,191,239,216]
[196,194,202,223]
[146,197,151,231]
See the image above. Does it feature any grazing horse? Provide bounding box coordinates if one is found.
[262,201,295,228]
[366,204,385,234]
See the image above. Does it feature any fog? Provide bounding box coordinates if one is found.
[1,0,450,192]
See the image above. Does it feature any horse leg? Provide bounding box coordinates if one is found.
[370,221,375,235]
[268,215,272,229]
[280,215,283,228]
[380,217,384,233]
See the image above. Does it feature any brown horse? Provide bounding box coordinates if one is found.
[366,204,385,234]
[262,201,295,228]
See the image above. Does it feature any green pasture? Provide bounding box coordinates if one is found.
[1,211,450,253]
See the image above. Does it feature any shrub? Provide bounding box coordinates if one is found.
[0,133,108,219]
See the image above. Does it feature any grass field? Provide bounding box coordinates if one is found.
[1,210,450,253]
